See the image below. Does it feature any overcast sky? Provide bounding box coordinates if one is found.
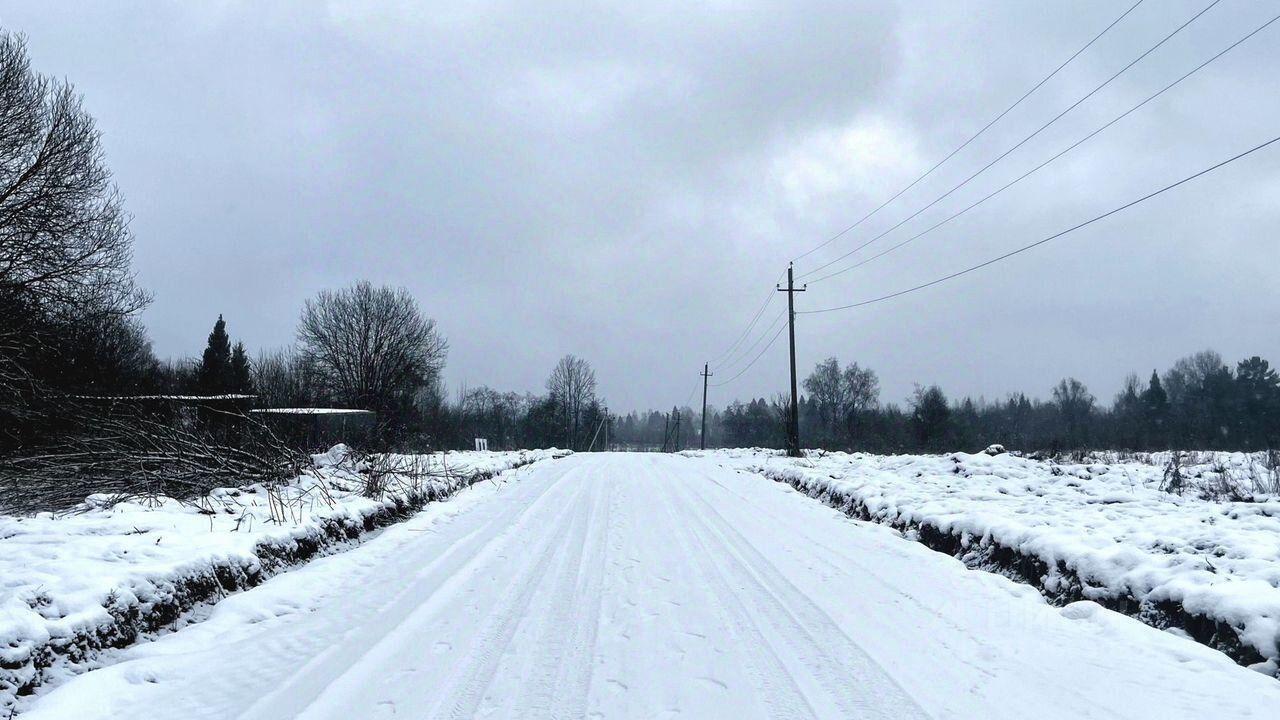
[3,0,1277,411]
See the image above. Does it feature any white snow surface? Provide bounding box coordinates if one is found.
[18,453,1280,719]
[0,447,565,711]
[705,448,1280,674]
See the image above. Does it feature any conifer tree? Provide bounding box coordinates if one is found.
[197,315,232,394]
[1235,356,1280,448]
[229,341,253,394]
[1140,370,1169,447]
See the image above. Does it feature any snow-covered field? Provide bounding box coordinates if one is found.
[14,452,1280,719]
[0,447,567,712]
[701,448,1280,676]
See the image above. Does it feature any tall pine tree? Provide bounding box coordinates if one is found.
[230,341,254,394]
[1140,370,1169,447]
[1235,356,1280,448]
[197,314,233,394]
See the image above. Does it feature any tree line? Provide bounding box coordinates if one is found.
[642,351,1279,454]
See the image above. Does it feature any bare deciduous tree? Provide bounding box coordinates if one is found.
[253,347,320,409]
[546,355,596,449]
[842,361,879,437]
[802,357,879,446]
[1052,377,1096,448]
[0,32,147,320]
[297,281,448,424]
[803,358,848,434]
[1,32,153,448]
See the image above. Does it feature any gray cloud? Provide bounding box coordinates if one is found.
[3,0,1276,411]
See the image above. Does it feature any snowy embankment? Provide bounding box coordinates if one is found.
[701,448,1280,676]
[0,447,567,711]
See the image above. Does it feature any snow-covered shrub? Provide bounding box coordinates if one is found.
[1249,451,1280,496]
[1160,452,1187,495]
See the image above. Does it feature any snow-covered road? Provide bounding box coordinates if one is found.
[24,453,1280,719]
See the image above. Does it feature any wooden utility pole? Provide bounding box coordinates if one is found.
[700,363,712,450]
[777,263,806,457]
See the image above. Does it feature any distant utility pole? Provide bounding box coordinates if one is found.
[777,263,806,457]
[700,363,712,450]
[662,407,682,453]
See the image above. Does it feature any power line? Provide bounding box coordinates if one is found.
[713,307,786,374]
[806,10,1280,285]
[681,376,701,408]
[790,0,1147,264]
[799,133,1280,315]
[796,0,1222,281]
[711,320,788,388]
[707,272,783,371]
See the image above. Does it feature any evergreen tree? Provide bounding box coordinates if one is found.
[1201,364,1237,448]
[197,314,233,394]
[229,341,254,394]
[1140,370,1168,448]
[1235,356,1280,448]
[1112,374,1143,449]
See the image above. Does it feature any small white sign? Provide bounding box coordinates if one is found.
[474,438,489,451]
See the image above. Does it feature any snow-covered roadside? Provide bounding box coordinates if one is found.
[0,447,568,712]
[698,448,1280,677]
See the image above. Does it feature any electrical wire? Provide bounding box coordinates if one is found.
[711,320,789,388]
[790,0,1147,264]
[795,0,1222,281]
[706,272,783,370]
[798,133,1280,315]
[714,308,787,376]
[806,11,1280,285]
[681,377,701,409]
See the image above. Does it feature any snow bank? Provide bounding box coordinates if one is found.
[0,447,568,711]
[702,449,1280,676]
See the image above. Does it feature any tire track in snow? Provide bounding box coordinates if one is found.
[431,478,592,720]
[550,468,610,719]
[507,470,609,719]
[697,467,996,648]
[698,467,1043,690]
[654,464,819,719]
[702,463,1138,720]
[247,459,586,720]
[672,477,933,720]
